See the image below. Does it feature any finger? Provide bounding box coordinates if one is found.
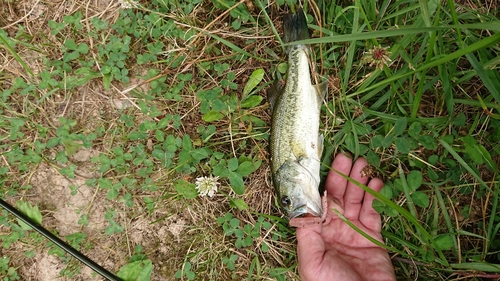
[343,157,370,220]
[359,177,384,233]
[296,224,326,274]
[324,153,353,203]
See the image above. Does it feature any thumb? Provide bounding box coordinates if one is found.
[296,224,325,273]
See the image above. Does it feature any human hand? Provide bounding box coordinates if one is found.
[296,153,396,281]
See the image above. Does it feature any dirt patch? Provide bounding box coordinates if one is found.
[14,155,111,280]
[24,252,66,281]
[15,151,200,280]
[30,161,100,235]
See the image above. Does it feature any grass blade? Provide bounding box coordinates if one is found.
[439,139,492,193]
[451,262,500,272]
[0,33,34,77]
[465,51,500,104]
[286,22,500,45]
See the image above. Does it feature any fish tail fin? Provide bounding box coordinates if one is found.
[283,8,309,47]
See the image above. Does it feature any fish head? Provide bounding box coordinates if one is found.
[274,160,323,219]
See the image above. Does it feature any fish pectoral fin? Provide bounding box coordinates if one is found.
[267,79,284,113]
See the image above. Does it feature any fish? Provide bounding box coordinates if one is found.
[268,9,328,227]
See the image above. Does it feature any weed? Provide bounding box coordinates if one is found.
[174,261,195,280]
[117,245,153,281]
[0,256,21,281]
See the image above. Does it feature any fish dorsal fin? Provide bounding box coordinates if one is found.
[267,80,284,113]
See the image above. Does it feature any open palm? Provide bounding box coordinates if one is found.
[296,154,396,281]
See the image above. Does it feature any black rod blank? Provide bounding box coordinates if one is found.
[0,198,121,281]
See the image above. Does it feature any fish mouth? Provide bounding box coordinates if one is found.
[289,203,322,219]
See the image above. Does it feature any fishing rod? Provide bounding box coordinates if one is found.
[0,198,122,281]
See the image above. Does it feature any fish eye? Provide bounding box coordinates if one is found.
[281,196,291,207]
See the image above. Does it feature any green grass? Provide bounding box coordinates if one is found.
[0,0,499,280]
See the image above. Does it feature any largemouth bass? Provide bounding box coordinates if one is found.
[269,9,327,227]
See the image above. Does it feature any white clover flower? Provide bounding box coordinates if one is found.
[118,0,138,9]
[195,175,219,197]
